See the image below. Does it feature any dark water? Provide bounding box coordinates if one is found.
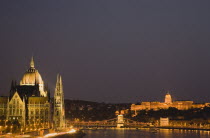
[82,128,210,138]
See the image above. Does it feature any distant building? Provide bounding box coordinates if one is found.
[115,109,129,116]
[164,93,172,104]
[160,117,169,126]
[0,57,65,130]
[119,93,210,116]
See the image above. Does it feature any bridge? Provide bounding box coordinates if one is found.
[67,115,151,128]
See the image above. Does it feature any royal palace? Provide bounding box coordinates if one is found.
[117,93,210,116]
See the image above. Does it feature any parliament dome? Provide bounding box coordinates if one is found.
[20,57,44,86]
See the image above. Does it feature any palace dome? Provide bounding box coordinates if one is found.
[20,57,44,86]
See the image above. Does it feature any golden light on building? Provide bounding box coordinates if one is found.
[165,93,172,104]
[0,57,66,131]
[121,93,210,116]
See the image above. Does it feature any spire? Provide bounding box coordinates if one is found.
[55,74,59,94]
[30,56,35,68]
[59,75,63,92]
[55,74,63,92]
[57,74,59,84]
[59,75,62,85]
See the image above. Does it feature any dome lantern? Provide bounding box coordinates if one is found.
[30,56,35,68]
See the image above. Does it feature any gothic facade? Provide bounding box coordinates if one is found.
[54,75,65,129]
[0,57,65,130]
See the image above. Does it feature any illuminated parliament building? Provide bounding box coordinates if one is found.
[0,57,65,130]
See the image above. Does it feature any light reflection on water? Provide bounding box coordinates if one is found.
[82,128,210,138]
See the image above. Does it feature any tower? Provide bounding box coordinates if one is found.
[117,115,124,128]
[165,92,172,104]
[53,74,65,130]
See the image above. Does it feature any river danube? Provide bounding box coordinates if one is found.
[82,128,210,138]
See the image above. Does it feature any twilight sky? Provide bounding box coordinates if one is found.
[0,1,210,103]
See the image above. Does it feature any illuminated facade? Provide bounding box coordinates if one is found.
[164,93,172,104]
[0,57,65,130]
[53,75,65,130]
[130,93,210,116]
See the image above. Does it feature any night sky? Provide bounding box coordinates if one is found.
[0,1,210,103]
